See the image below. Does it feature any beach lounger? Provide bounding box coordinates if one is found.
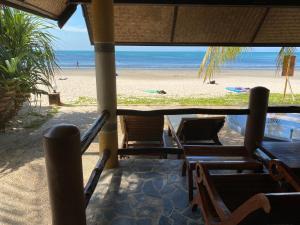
[177,117,225,145]
[120,115,166,149]
[194,160,300,225]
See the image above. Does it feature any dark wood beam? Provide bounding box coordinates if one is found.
[117,108,250,116]
[267,106,300,113]
[115,42,300,47]
[58,4,78,28]
[113,0,300,6]
[81,4,94,45]
[69,0,91,3]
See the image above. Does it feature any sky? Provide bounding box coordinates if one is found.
[49,7,284,52]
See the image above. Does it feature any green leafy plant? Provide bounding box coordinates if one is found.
[199,47,296,82]
[0,6,58,95]
[0,7,59,129]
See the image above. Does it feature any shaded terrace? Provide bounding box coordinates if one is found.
[2,1,300,225]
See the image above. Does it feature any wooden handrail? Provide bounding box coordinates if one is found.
[267,106,300,113]
[80,110,110,155]
[117,108,250,116]
[117,106,300,116]
[84,149,111,208]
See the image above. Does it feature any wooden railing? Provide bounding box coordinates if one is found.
[117,107,250,116]
[43,86,300,225]
[81,110,110,155]
[117,106,300,116]
[43,110,110,225]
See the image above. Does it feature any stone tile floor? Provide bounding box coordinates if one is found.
[86,159,203,225]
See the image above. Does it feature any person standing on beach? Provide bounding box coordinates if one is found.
[76,60,79,69]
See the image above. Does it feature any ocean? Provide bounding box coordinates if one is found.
[55,51,300,70]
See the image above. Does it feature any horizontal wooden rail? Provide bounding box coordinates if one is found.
[118,147,183,155]
[267,106,300,113]
[117,106,300,117]
[84,149,110,208]
[117,108,250,116]
[80,110,110,155]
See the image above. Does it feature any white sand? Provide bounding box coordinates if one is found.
[52,68,300,104]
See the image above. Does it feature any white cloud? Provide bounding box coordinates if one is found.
[61,25,87,33]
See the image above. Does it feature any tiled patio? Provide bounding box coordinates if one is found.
[86,159,203,225]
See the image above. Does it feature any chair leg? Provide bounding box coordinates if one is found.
[188,167,194,202]
[191,194,200,211]
[182,160,187,176]
[168,126,172,136]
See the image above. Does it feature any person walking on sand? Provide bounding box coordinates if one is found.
[76,60,79,69]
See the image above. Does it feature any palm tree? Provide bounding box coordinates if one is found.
[0,7,58,128]
[198,46,296,83]
[0,6,58,96]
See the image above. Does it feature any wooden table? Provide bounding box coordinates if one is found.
[259,141,300,176]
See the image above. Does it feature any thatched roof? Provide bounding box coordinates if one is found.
[3,0,300,46]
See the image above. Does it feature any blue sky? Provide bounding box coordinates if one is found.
[49,7,284,52]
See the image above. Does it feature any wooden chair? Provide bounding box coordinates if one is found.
[194,159,300,225]
[183,145,264,201]
[181,87,270,202]
[177,117,225,145]
[120,115,166,148]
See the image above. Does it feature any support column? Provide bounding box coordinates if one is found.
[244,86,269,155]
[91,0,118,168]
[44,124,86,225]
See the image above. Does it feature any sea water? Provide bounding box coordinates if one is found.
[55,51,300,70]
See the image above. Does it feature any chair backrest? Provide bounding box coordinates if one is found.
[178,117,225,142]
[121,115,164,142]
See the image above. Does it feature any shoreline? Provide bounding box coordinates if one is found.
[59,67,300,72]
[50,68,300,105]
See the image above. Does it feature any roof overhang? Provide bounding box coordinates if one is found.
[3,0,300,46]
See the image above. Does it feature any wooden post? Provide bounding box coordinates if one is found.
[244,87,269,155]
[43,124,86,225]
[91,0,118,168]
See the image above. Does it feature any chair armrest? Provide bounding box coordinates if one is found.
[184,145,247,156]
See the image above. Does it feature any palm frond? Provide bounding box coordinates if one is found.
[198,47,250,82]
[276,47,297,75]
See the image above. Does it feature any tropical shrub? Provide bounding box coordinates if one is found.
[0,7,58,129]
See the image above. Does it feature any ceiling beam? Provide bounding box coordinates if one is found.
[58,4,77,28]
[114,42,300,47]
[68,0,91,4]
[114,0,300,6]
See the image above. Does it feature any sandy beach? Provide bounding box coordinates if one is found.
[52,68,300,104]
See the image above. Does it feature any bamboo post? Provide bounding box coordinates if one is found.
[91,0,118,168]
[43,124,86,225]
[244,87,269,155]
